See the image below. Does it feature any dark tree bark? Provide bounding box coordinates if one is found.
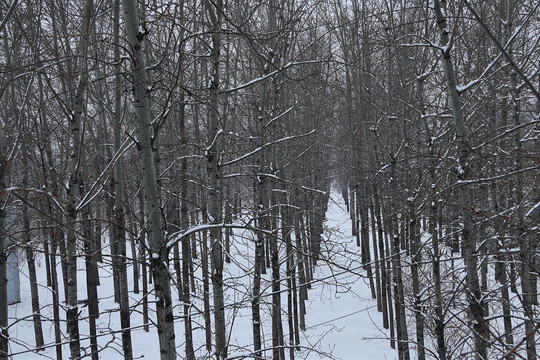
[202,0,227,357]
[113,2,133,357]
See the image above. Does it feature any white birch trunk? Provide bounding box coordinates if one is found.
[66,0,93,356]
[121,1,176,358]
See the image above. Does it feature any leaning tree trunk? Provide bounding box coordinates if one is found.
[121,1,176,358]
[433,1,488,358]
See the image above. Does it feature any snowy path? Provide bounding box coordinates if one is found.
[299,191,396,360]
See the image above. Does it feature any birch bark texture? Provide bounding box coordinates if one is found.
[121,1,176,358]
[202,0,227,357]
[65,0,94,356]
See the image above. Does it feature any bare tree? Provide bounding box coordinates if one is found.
[121,0,176,358]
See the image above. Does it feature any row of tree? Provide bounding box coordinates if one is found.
[0,0,538,359]
[336,0,539,359]
[1,0,333,358]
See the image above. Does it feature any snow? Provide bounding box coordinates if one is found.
[526,201,540,217]
[8,190,396,359]
[299,194,396,359]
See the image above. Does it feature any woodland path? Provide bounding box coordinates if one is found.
[299,190,396,360]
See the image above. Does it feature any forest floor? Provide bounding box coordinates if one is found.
[292,191,397,359]
[8,189,397,359]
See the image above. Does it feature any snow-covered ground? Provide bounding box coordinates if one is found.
[8,190,396,359]
[296,194,396,359]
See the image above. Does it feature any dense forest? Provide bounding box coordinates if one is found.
[0,0,539,359]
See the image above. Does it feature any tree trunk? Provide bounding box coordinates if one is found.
[113,3,133,357]
[0,109,8,360]
[199,207,213,352]
[408,200,425,360]
[389,112,409,359]
[177,5,193,358]
[369,196,382,313]
[21,149,45,350]
[195,76,212,349]
[373,186,389,330]
[81,195,99,360]
[433,2,488,358]
[36,85,63,357]
[121,0,176,357]
[359,184,375,299]
[512,75,536,360]
[138,217,150,332]
[283,196,297,360]
[420,77,446,360]
[202,0,226,357]
[383,214,395,349]
[295,212,307,331]
[405,99,424,360]
[252,187,264,358]
[131,221,140,294]
[65,1,94,356]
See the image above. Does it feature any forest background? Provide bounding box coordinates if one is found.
[0,0,539,359]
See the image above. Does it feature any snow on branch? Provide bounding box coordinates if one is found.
[76,129,137,212]
[166,222,273,250]
[526,202,540,218]
[456,52,505,94]
[259,173,328,196]
[4,186,64,213]
[220,60,328,95]
[220,128,317,167]
[471,120,540,151]
[439,165,540,193]
[463,0,540,100]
